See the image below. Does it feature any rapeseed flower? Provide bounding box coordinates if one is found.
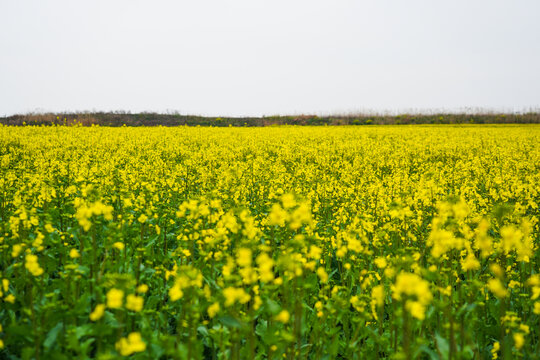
[90,304,106,321]
[69,249,80,258]
[25,254,44,276]
[207,302,220,318]
[275,310,290,323]
[107,289,124,308]
[487,278,508,299]
[126,294,144,312]
[115,332,146,356]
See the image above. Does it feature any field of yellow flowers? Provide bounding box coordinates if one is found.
[0,125,539,359]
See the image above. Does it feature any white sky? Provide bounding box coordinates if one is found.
[1,0,539,117]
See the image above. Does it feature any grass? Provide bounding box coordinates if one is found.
[1,111,539,127]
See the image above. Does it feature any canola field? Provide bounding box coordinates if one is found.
[0,125,539,360]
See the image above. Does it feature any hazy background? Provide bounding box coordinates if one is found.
[1,0,539,117]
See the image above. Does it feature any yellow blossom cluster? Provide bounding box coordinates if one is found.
[115,332,146,356]
[392,272,433,320]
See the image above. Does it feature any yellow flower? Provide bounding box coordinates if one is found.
[12,244,23,258]
[126,294,144,312]
[534,302,540,315]
[69,248,80,259]
[370,285,385,320]
[113,242,125,251]
[527,274,540,286]
[308,245,322,260]
[236,248,252,267]
[2,279,9,293]
[256,253,274,283]
[275,310,290,324]
[137,214,148,224]
[491,341,500,359]
[519,324,530,334]
[371,285,384,307]
[406,301,427,320]
[350,295,361,310]
[222,287,250,307]
[89,304,106,321]
[267,204,288,227]
[316,267,329,283]
[513,332,525,350]
[392,272,432,320]
[0,339,3,349]
[207,302,220,318]
[107,288,124,309]
[530,283,540,300]
[487,278,508,299]
[428,229,461,258]
[439,286,452,297]
[239,266,257,284]
[384,267,395,278]
[461,253,480,271]
[115,332,146,356]
[25,254,44,276]
[490,264,504,278]
[136,284,149,294]
[392,272,432,304]
[500,225,522,254]
[374,257,387,269]
[281,193,296,209]
[289,202,312,230]
[253,295,262,310]
[169,285,183,301]
[4,294,15,303]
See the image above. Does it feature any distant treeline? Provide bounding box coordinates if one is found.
[1,111,539,126]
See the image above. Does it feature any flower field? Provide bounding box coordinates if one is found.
[0,125,539,359]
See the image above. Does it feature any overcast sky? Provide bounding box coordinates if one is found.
[1,0,539,117]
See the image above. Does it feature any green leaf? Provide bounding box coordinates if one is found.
[80,338,95,356]
[21,347,35,360]
[435,332,449,359]
[457,303,477,318]
[75,324,93,339]
[461,345,475,359]
[6,324,34,340]
[414,345,440,360]
[197,325,209,337]
[44,322,64,350]
[265,298,281,314]
[255,320,268,337]
[149,343,166,359]
[218,315,243,329]
[76,265,90,275]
